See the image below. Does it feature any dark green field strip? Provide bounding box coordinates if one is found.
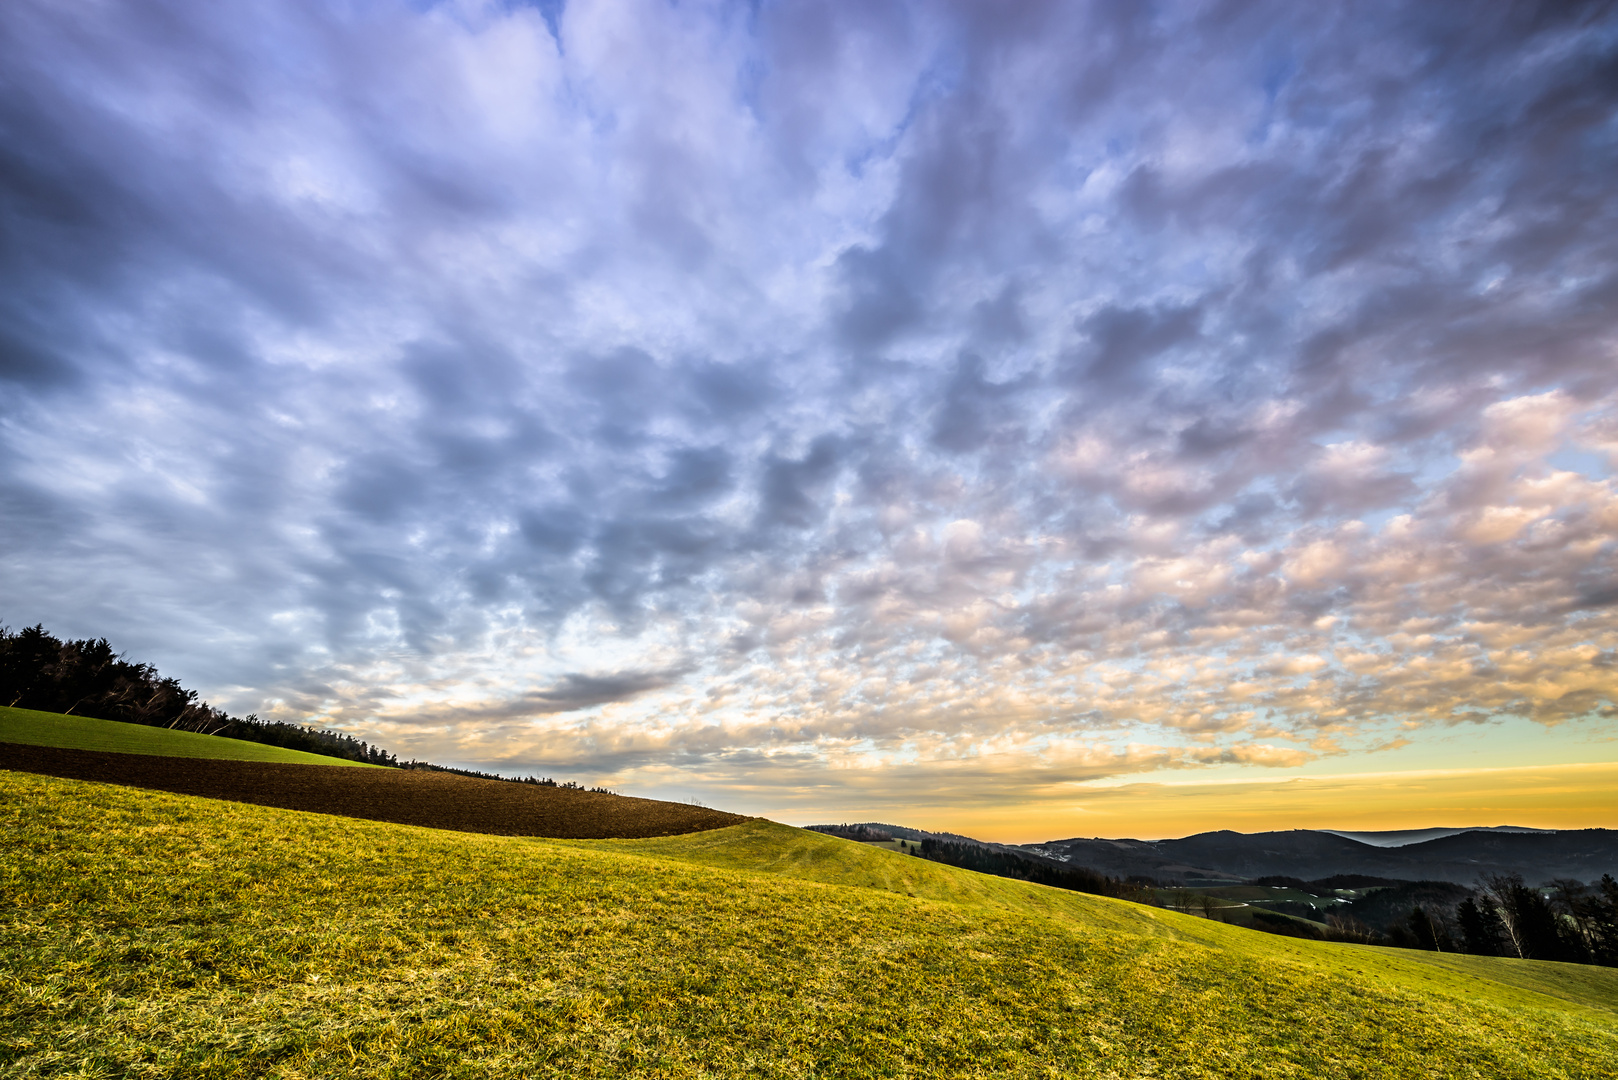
[4,771,1616,1079]
[0,706,379,765]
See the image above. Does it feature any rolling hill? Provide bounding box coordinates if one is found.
[4,768,1617,1078]
[0,705,747,840]
[816,820,1618,888]
[1024,828,1618,885]
[0,705,382,766]
[0,740,746,838]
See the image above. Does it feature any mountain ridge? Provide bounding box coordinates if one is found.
[1033,827,1618,885]
[808,821,1618,886]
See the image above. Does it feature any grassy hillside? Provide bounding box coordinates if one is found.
[595,825,1618,1021]
[3,771,1616,1078]
[0,706,382,766]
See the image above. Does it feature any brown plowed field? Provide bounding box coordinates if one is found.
[0,742,747,838]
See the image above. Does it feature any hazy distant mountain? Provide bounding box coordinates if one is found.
[1320,826,1552,849]
[804,822,993,847]
[804,821,1618,885]
[1020,828,1618,886]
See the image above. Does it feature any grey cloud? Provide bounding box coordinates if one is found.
[931,352,1029,454]
[758,436,844,530]
[683,362,776,422]
[652,447,734,508]
[1068,302,1203,392]
[833,245,921,349]
[969,283,1028,348]
[403,340,525,415]
[1571,584,1618,611]
[519,505,587,555]
[564,348,668,448]
[1176,417,1254,460]
[1206,491,1281,541]
[0,322,79,390]
[526,669,684,714]
[338,456,427,525]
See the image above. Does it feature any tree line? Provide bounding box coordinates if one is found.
[0,621,606,788]
[2,623,400,765]
[1204,871,1618,967]
[1452,873,1618,964]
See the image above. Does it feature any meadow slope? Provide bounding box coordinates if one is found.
[4,770,1616,1079]
[0,706,380,766]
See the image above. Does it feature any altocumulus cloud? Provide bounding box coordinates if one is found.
[1,0,1616,815]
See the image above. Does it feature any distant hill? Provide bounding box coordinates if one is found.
[1022,828,1618,886]
[810,820,1618,887]
[804,822,992,846]
[1321,826,1553,848]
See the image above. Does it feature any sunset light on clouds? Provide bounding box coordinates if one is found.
[2,0,1616,838]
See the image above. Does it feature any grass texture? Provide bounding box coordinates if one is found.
[0,706,379,766]
[3,770,1617,1079]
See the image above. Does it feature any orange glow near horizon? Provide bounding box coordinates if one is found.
[844,762,1618,844]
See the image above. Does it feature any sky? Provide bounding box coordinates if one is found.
[2,0,1616,841]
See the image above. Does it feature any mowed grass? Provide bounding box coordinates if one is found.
[3,772,1617,1079]
[0,706,381,767]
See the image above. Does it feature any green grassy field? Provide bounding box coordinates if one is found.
[0,706,381,766]
[1152,885,1347,923]
[3,770,1616,1078]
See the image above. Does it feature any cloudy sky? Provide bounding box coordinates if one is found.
[3,0,1616,838]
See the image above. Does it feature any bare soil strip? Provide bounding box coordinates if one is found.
[0,742,746,838]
